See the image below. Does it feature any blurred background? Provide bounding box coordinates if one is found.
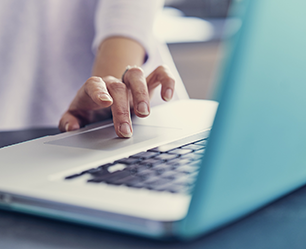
[156,0,232,100]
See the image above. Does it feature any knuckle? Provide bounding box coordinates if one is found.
[156,67,175,85]
[88,76,101,82]
[84,79,94,89]
[156,65,166,72]
[113,109,130,118]
[103,75,117,82]
[84,77,101,90]
[126,66,144,77]
[156,65,169,74]
[159,74,174,84]
[84,80,107,98]
[108,81,127,93]
[167,76,175,85]
[134,88,148,99]
[85,76,102,86]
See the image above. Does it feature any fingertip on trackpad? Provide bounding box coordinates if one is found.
[45,124,179,151]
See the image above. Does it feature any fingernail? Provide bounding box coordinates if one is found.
[164,89,173,101]
[99,93,113,102]
[137,102,149,115]
[65,123,79,131]
[119,123,132,138]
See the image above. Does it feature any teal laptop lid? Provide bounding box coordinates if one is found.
[177,0,306,239]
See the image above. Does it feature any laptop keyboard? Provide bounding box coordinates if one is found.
[64,131,209,194]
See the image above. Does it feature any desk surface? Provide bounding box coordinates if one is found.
[1,128,306,249]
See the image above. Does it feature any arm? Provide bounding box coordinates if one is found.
[92,36,145,79]
[59,37,175,137]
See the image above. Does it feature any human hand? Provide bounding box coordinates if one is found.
[58,65,175,138]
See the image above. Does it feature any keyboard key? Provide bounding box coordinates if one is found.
[87,178,105,183]
[115,157,140,165]
[89,169,109,178]
[88,169,129,183]
[115,176,142,186]
[127,164,149,173]
[107,170,132,180]
[189,160,202,167]
[144,176,167,184]
[145,178,171,189]
[140,158,163,166]
[160,171,185,180]
[194,149,205,155]
[131,182,149,188]
[170,158,193,167]
[82,168,100,174]
[136,169,157,178]
[147,147,160,153]
[84,164,113,176]
[97,163,113,169]
[175,165,199,174]
[194,140,208,146]
[152,163,174,174]
[181,144,204,151]
[164,184,191,194]
[168,148,193,155]
[103,171,134,184]
[108,175,136,185]
[180,153,203,161]
[174,175,197,185]
[65,174,82,180]
[107,164,127,173]
[154,153,179,161]
[130,151,159,159]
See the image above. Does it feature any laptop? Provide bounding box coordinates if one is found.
[1,0,306,240]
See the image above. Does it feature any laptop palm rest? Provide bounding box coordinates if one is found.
[46,124,180,151]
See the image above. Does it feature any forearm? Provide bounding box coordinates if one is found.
[92,36,146,79]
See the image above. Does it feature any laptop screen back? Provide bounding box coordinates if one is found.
[179,0,306,238]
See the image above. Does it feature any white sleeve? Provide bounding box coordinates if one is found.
[92,0,164,59]
[92,0,189,107]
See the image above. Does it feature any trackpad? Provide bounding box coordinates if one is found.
[46,124,178,151]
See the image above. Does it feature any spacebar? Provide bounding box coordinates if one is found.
[148,130,210,152]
